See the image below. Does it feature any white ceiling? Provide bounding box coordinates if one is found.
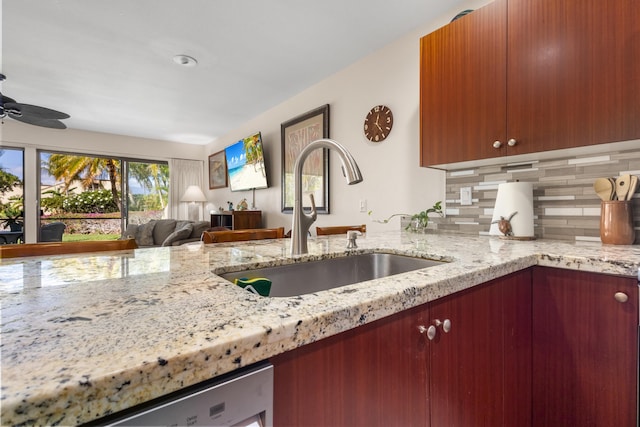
[2,0,467,145]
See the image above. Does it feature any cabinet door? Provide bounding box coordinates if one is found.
[429,269,532,427]
[232,211,261,229]
[420,0,640,166]
[420,0,507,166]
[272,303,429,427]
[532,267,638,426]
[507,0,640,155]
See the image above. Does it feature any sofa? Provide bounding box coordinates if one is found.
[122,219,211,247]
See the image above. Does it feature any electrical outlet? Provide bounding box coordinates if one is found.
[359,199,367,212]
[460,187,472,206]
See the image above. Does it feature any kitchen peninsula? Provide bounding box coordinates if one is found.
[1,231,638,426]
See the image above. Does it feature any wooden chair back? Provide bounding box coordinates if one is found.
[201,227,285,243]
[316,224,367,236]
[0,239,138,259]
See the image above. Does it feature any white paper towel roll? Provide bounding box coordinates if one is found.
[489,182,534,237]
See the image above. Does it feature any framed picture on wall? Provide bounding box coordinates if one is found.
[208,150,228,189]
[280,104,330,213]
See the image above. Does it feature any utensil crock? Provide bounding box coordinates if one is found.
[600,200,635,245]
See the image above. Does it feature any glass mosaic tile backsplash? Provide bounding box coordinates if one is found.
[439,148,640,243]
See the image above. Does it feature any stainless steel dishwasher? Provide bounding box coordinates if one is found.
[98,362,273,427]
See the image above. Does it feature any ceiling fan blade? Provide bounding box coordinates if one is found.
[1,94,17,105]
[9,113,67,129]
[4,102,70,119]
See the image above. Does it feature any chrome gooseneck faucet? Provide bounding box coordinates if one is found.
[290,139,363,255]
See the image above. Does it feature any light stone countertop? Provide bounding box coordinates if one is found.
[1,231,639,426]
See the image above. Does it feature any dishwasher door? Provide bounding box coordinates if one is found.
[106,362,273,427]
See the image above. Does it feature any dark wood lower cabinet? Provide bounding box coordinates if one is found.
[272,303,429,426]
[532,267,638,427]
[429,268,532,427]
[272,267,638,426]
[272,269,531,427]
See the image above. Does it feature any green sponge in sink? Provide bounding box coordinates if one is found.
[234,277,272,297]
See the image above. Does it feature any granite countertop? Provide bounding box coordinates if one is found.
[1,231,639,426]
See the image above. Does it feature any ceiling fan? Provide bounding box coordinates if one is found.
[0,73,70,129]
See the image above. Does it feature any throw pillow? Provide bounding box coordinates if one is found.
[136,221,156,246]
[190,221,211,239]
[175,220,192,231]
[152,219,177,245]
[122,223,139,240]
[162,223,194,246]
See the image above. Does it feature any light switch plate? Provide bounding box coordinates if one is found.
[460,187,472,205]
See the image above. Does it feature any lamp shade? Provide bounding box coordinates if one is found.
[180,185,207,202]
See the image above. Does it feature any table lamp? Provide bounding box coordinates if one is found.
[181,185,207,221]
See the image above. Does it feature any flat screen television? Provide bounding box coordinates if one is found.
[225,132,269,192]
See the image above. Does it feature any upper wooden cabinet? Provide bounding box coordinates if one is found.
[420,0,640,167]
[420,0,507,166]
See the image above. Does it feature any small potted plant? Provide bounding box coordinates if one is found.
[369,201,444,232]
[0,207,24,231]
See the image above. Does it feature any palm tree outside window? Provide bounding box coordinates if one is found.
[39,151,168,242]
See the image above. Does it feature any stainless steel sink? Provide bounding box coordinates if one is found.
[220,252,446,297]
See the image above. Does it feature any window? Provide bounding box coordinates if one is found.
[0,147,25,243]
[38,150,168,242]
[126,161,170,224]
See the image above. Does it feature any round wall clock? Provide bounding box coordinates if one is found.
[364,105,394,142]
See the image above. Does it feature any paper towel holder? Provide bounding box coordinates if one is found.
[489,181,537,240]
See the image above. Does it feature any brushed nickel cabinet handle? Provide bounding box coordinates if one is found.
[493,140,502,149]
[507,138,517,147]
[614,292,629,303]
[435,319,452,333]
[418,325,437,340]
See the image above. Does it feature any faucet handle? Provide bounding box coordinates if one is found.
[308,193,318,221]
[346,230,359,249]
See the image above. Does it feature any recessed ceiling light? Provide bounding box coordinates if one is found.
[172,54,198,68]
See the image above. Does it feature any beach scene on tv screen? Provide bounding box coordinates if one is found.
[226,133,268,191]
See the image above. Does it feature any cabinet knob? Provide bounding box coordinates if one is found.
[614,292,629,303]
[435,319,452,333]
[493,140,502,149]
[507,138,517,147]
[418,325,437,340]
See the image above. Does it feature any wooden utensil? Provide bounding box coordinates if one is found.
[626,175,638,200]
[594,177,614,201]
[615,174,631,201]
[607,177,617,200]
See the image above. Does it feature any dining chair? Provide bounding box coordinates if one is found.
[315,224,366,236]
[201,227,285,243]
[0,238,138,259]
[40,222,67,242]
